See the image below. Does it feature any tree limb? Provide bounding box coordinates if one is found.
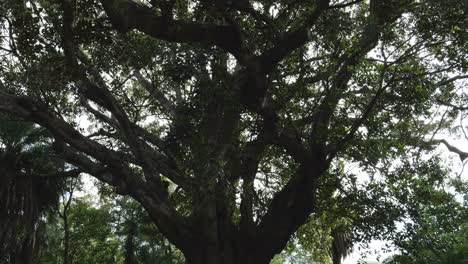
[329,0,363,9]
[99,0,244,58]
[0,92,196,250]
[251,1,408,259]
[432,139,468,161]
[60,3,190,193]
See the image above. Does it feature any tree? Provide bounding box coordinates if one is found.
[382,168,468,264]
[0,0,466,263]
[56,177,81,264]
[103,193,185,264]
[0,116,79,264]
[38,188,184,264]
[384,224,468,264]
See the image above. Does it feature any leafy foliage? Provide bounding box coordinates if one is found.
[38,190,184,264]
[0,0,467,263]
[0,116,67,263]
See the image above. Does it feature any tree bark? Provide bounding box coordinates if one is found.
[61,183,74,264]
[183,245,255,264]
[63,211,70,264]
[124,221,137,264]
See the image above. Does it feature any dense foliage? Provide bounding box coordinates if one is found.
[0,116,74,263]
[38,184,184,264]
[0,0,467,263]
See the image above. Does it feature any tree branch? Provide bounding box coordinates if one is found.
[60,4,190,192]
[239,137,268,235]
[310,0,403,144]
[0,93,136,179]
[35,169,82,179]
[254,152,329,262]
[329,0,363,9]
[250,1,409,259]
[330,62,392,158]
[99,0,243,58]
[133,70,176,117]
[0,92,196,250]
[259,0,330,74]
[432,139,468,161]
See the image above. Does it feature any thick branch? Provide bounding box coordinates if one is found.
[60,6,187,191]
[99,0,243,58]
[36,169,82,179]
[0,93,130,170]
[0,92,195,250]
[432,139,468,161]
[53,142,130,190]
[250,2,408,260]
[254,152,329,262]
[329,0,363,9]
[55,142,194,250]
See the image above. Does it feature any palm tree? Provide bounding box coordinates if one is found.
[329,220,353,264]
[0,115,78,263]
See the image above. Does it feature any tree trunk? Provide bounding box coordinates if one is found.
[124,221,137,264]
[18,234,34,264]
[332,254,342,264]
[183,246,239,264]
[181,239,275,264]
[63,211,70,264]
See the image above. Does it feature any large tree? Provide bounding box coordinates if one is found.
[0,0,466,263]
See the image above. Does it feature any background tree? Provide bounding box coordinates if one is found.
[56,177,80,264]
[0,0,466,263]
[99,188,185,264]
[381,165,468,264]
[38,188,184,264]
[0,116,79,264]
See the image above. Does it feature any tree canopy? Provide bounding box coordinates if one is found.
[0,0,467,263]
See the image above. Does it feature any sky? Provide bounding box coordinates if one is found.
[343,240,395,264]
